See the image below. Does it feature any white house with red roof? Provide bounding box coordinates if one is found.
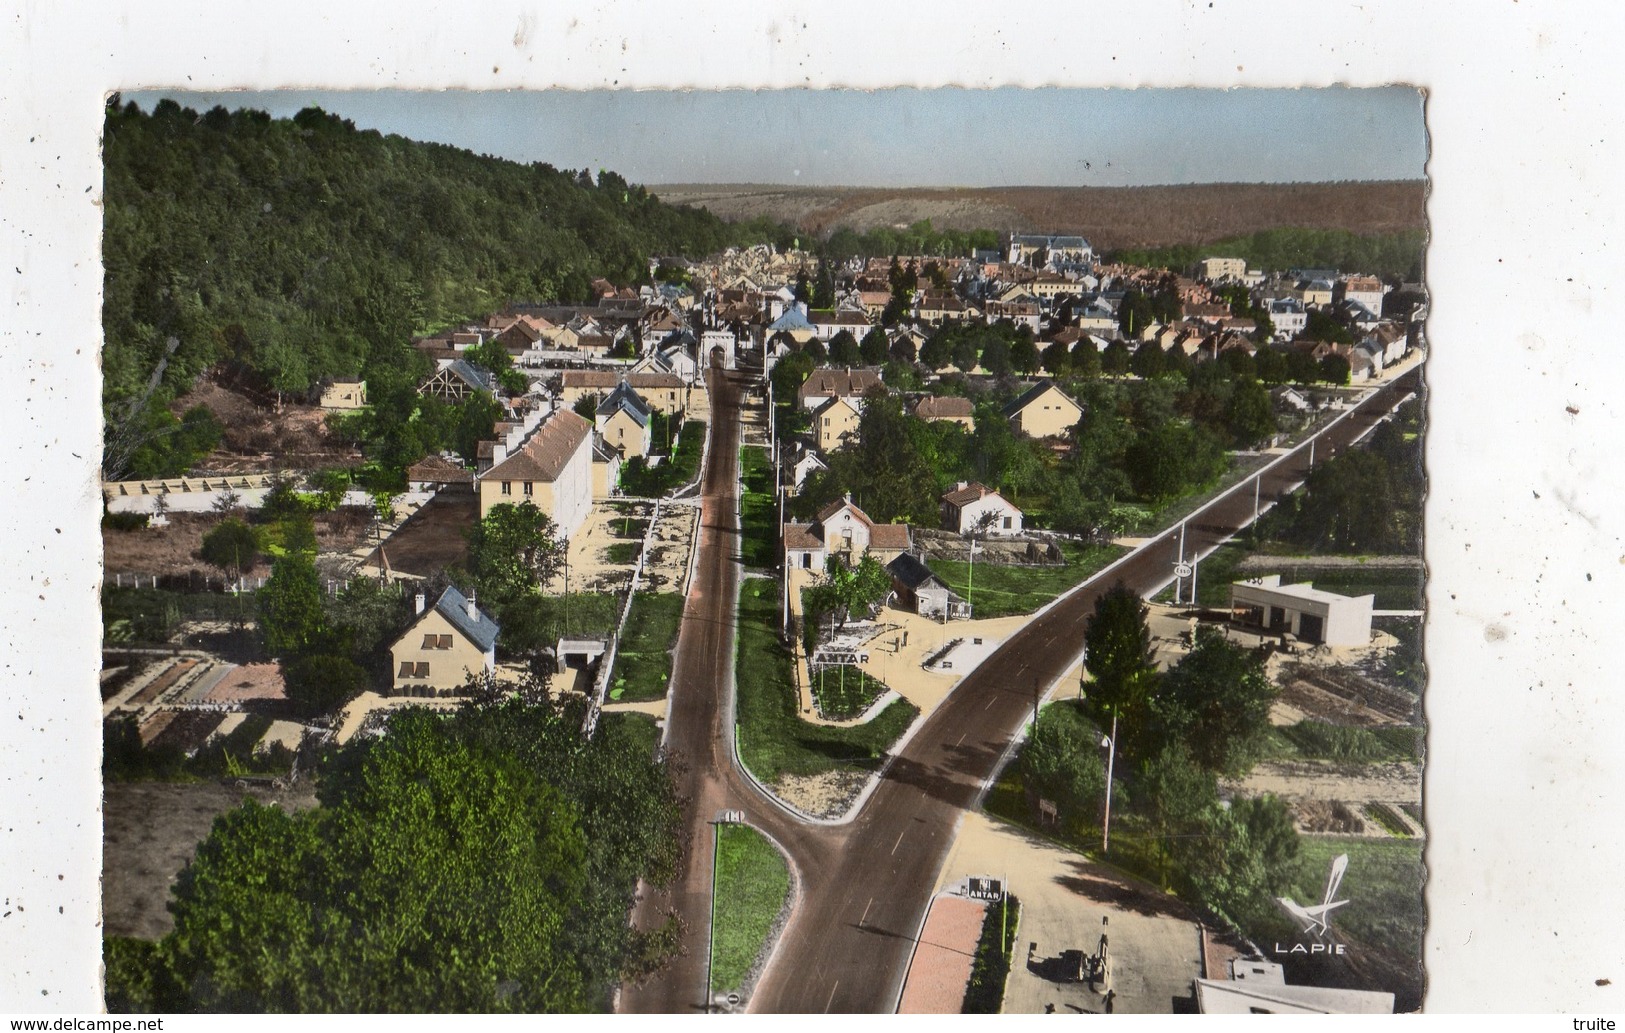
[939,481,1024,535]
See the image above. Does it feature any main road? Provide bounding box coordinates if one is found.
[620,362,1423,1014]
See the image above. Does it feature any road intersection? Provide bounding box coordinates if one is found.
[620,363,1423,1014]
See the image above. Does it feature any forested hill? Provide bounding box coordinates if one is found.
[100,97,789,474]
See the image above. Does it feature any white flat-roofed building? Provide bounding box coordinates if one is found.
[1229,575,1374,646]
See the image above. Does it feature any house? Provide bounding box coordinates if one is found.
[478,408,594,538]
[627,372,689,415]
[812,396,862,453]
[595,381,654,459]
[782,495,912,571]
[791,447,827,492]
[886,553,970,621]
[939,481,1023,535]
[798,367,883,410]
[420,359,497,403]
[390,585,500,696]
[1229,576,1374,647]
[590,435,622,500]
[1267,297,1308,339]
[1002,380,1083,439]
[1336,275,1388,314]
[1294,278,1336,307]
[765,305,818,345]
[319,379,367,410]
[405,454,474,493]
[913,395,975,430]
[1269,385,1313,414]
[809,308,872,341]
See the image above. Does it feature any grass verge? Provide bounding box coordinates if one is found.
[735,578,918,782]
[963,895,1021,1013]
[927,540,1126,618]
[739,446,777,570]
[808,665,885,720]
[710,824,792,995]
[610,592,686,702]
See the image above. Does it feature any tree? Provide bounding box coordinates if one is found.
[1041,340,1072,376]
[1123,421,1225,502]
[466,502,565,607]
[324,576,411,671]
[1224,377,1278,449]
[1154,627,1277,775]
[824,554,891,625]
[283,653,367,717]
[1020,702,1108,830]
[256,554,328,659]
[828,329,861,366]
[573,392,601,420]
[1083,582,1159,761]
[200,518,260,575]
[860,326,889,365]
[1101,339,1131,377]
[1009,333,1040,375]
[1317,353,1351,385]
[1304,308,1354,344]
[1131,341,1166,379]
[151,709,595,1011]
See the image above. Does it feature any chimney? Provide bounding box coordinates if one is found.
[467,592,478,620]
[956,481,968,491]
[492,444,508,464]
[414,592,426,615]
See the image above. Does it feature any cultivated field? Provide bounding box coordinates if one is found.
[649,181,1427,250]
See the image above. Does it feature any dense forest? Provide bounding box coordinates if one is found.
[1111,226,1427,282]
[101,96,791,478]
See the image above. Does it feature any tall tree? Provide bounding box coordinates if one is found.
[1083,582,1159,761]
[256,554,328,659]
[1153,627,1277,775]
[466,502,565,607]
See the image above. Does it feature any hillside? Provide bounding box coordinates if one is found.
[100,98,791,479]
[650,181,1427,252]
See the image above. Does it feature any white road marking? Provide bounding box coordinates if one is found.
[825,980,840,1012]
[860,897,874,926]
[891,828,907,855]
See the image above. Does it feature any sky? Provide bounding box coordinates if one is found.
[124,87,1426,189]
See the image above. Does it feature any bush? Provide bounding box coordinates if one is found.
[199,517,261,573]
[103,510,151,531]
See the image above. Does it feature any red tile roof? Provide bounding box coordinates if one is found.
[483,409,592,483]
[914,396,974,420]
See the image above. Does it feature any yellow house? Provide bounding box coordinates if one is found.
[319,379,367,410]
[390,585,500,696]
[813,396,862,452]
[478,408,594,538]
[591,436,622,499]
[626,373,687,415]
[595,382,654,458]
[1003,380,1083,439]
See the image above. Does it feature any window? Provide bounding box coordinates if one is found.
[501,481,512,495]
[399,661,415,678]
[438,635,452,649]
[523,481,533,496]
[415,662,430,678]
[422,633,437,649]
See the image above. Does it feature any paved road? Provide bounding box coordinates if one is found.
[620,364,1423,1014]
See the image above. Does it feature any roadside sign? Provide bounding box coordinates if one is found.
[1174,562,1193,579]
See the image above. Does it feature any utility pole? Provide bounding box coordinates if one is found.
[1254,473,1262,524]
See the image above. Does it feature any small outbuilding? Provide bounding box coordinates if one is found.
[1228,575,1374,647]
[886,553,970,621]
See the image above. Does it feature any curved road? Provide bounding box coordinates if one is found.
[620,363,1423,1014]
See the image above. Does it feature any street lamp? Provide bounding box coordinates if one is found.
[1100,712,1118,855]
